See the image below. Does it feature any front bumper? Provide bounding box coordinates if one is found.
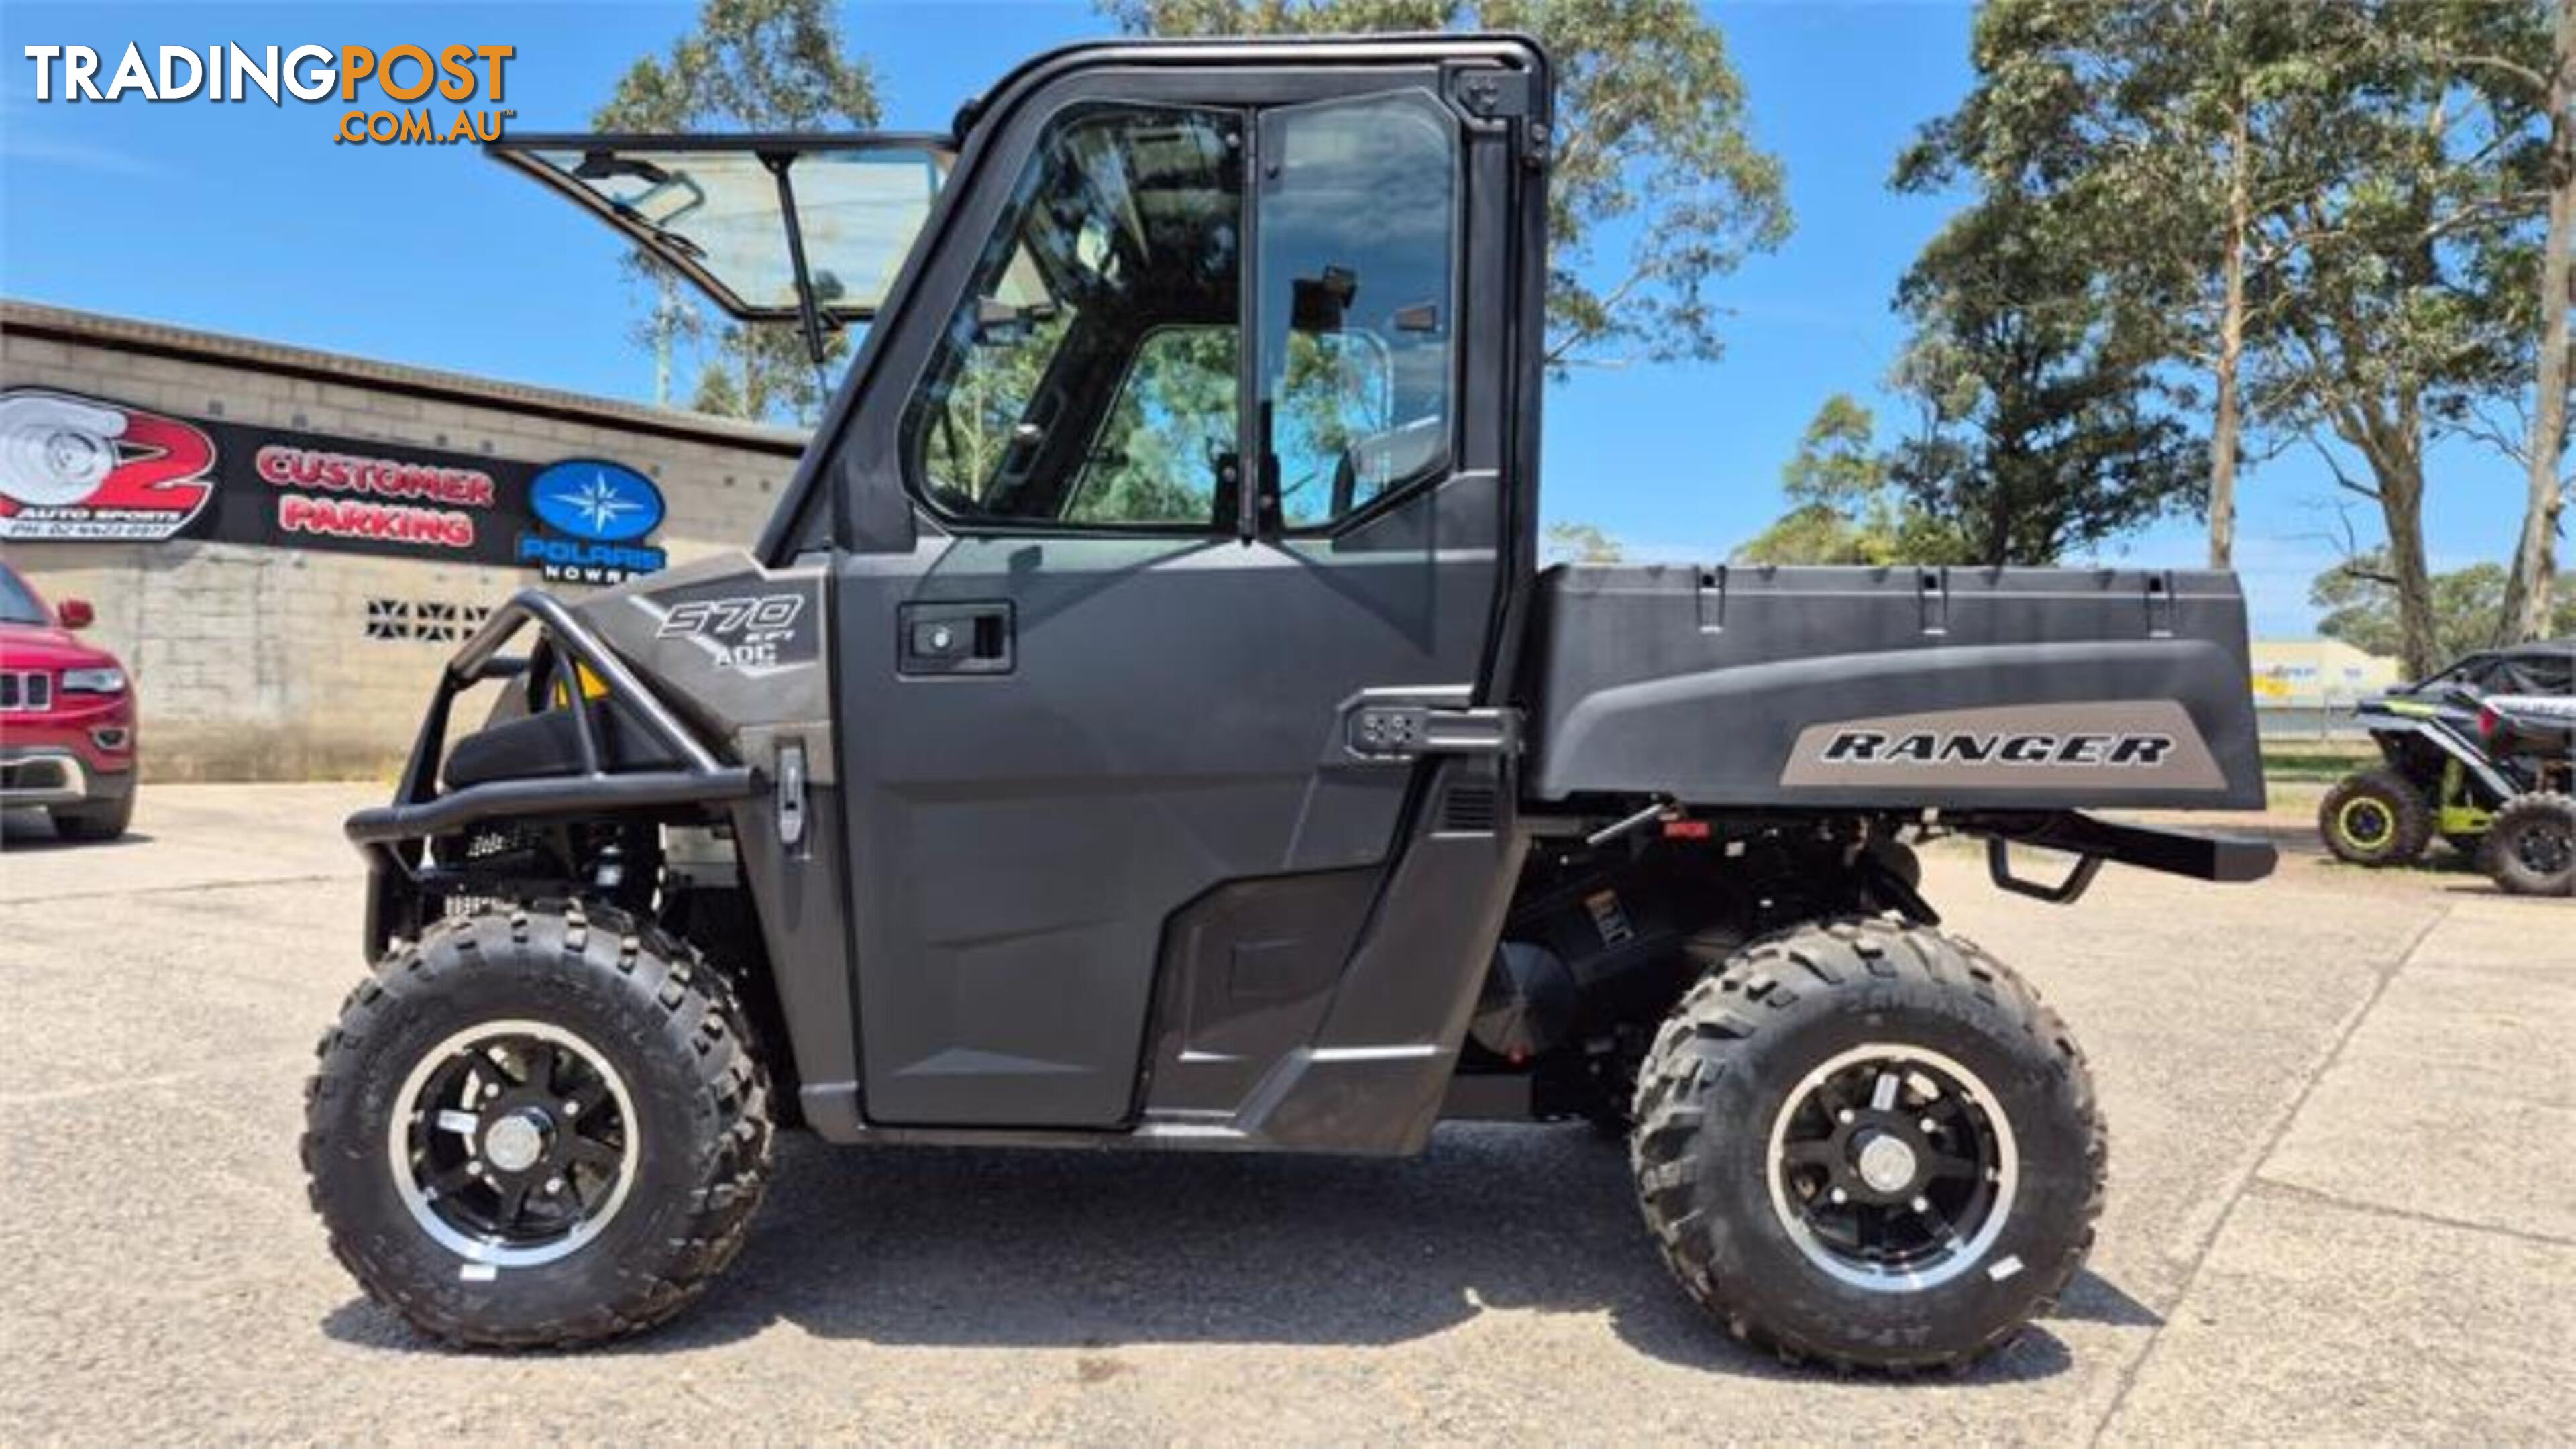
[1,686,137,798]
[0,747,133,809]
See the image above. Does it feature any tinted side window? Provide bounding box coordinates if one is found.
[906,105,1244,529]
[1257,93,1457,530]
[1065,327,1237,525]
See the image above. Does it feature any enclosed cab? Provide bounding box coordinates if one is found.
[304,35,2273,1370]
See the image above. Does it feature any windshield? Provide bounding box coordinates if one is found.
[504,141,949,321]
[0,567,47,626]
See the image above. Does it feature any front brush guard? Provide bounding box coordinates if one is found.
[345,590,757,951]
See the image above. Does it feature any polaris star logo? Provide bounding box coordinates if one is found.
[517,458,667,583]
[1819,730,2177,767]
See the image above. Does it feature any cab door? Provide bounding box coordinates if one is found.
[825,70,1516,1128]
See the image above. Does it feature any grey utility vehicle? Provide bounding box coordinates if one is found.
[303,35,2275,1370]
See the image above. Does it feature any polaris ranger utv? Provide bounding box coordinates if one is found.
[303,34,2275,1369]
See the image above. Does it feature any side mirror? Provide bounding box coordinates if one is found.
[1290,266,1358,333]
[974,296,1045,345]
[56,598,93,630]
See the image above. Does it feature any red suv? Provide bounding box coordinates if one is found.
[0,560,136,839]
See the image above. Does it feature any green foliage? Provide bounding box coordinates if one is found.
[2310,553,2576,659]
[595,0,879,425]
[1895,0,2561,673]
[1067,329,1238,525]
[1734,394,1970,564]
[1881,191,2210,564]
[594,0,876,129]
[1101,0,1792,371]
[1542,521,1625,563]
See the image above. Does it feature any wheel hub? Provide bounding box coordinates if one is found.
[481,1110,551,1173]
[388,1020,638,1268]
[1853,1130,1920,1195]
[1766,1043,2019,1293]
[2339,798,2393,847]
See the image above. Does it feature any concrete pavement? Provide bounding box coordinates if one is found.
[0,786,2567,1442]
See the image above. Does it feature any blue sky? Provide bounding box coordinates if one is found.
[0,1,2539,635]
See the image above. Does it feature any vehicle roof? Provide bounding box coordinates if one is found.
[953,31,1548,138]
[2498,638,2574,659]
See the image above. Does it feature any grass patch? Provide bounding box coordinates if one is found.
[2261,742,2376,782]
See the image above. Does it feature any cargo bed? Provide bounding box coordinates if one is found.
[1524,564,2266,812]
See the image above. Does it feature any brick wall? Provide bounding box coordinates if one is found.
[0,303,806,780]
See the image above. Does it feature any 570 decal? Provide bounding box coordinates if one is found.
[652,592,810,672]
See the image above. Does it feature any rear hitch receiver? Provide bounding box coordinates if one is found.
[1986,839,2105,905]
[1973,810,2277,904]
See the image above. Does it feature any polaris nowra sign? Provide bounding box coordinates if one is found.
[517,460,667,584]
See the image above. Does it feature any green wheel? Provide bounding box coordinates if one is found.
[2318,769,2432,867]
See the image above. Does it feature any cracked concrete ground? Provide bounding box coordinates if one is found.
[1,785,2567,1443]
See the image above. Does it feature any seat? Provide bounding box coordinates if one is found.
[441,704,682,790]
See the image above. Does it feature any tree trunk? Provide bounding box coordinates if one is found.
[2502,0,2574,643]
[2374,446,2440,678]
[2209,92,2252,571]
[652,278,677,408]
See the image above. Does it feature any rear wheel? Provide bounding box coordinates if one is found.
[2479,794,2575,898]
[1631,918,2104,1372]
[2318,768,2432,867]
[303,900,772,1348]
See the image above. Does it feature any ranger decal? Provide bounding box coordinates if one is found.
[1819,730,2176,767]
[1780,700,2226,792]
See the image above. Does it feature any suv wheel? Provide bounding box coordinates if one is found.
[48,786,133,842]
[2479,793,2575,898]
[303,900,773,1348]
[2318,767,2433,866]
[1629,918,2104,1372]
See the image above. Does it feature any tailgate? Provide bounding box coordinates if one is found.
[1524,564,2266,811]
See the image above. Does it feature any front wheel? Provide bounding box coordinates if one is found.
[48,784,133,841]
[2318,767,2432,867]
[1630,918,2104,1372]
[302,900,773,1348]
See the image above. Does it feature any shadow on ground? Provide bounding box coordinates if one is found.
[0,808,152,851]
[325,1124,2147,1381]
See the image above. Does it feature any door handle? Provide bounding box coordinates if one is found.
[898,601,1014,676]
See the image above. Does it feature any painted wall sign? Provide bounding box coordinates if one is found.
[0,386,664,580]
[0,390,219,540]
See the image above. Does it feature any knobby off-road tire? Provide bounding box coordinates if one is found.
[303,900,773,1348]
[2318,767,2433,867]
[1630,917,2105,1373]
[1584,916,1770,1140]
[2479,793,2576,897]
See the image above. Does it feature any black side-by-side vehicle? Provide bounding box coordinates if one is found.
[2316,639,2574,868]
[303,34,2276,1371]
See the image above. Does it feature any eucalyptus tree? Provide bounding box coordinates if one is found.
[1102,0,1792,372]
[596,0,879,424]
